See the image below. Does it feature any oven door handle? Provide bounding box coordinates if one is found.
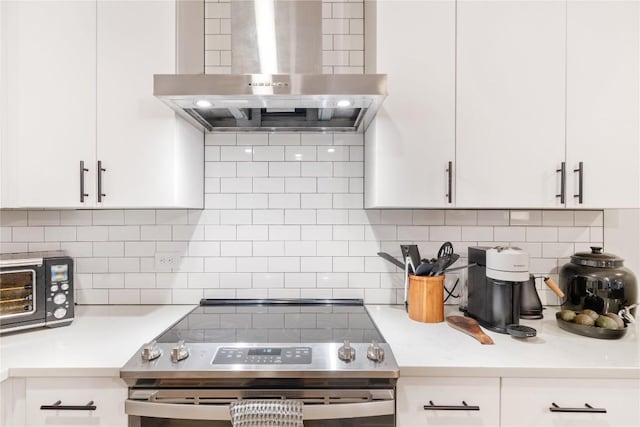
[125,399,394,421]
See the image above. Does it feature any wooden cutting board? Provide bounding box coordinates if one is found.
[446,316,494,345]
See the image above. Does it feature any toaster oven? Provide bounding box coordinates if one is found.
[0,251,74,334]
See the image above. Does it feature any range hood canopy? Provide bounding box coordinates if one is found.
[155,73,387,133]
[159,0,387,133]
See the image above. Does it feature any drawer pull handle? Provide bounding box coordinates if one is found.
[423,400,480,411]
[550,402,606,413]
[40,400,97,411]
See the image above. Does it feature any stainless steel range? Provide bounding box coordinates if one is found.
[121,299,399,426]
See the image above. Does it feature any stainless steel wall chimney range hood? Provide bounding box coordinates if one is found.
[157,0,386,133]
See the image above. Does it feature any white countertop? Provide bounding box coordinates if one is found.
[1,304,638,383]
[367,305,640,379]
[0,305,194,382]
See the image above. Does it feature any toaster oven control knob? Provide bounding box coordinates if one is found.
[367,341,385,363]
[52,293,66,305]
[60,283,69,291]
[170,340,189,363]
[141,340,161,361]
[53,307,67,319]
[338,340,356,362]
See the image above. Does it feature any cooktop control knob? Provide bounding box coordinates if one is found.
[338,340,356,362]
[141,340,161,361]
[171,340,189,363]
[367,341,385,362]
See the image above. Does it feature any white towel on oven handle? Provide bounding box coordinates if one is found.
[229,399,304,427]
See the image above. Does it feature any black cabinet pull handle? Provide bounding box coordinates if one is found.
[97,160,106,203]
[423,400,480,411]
[79,161,89,203]
[446,161,453,204]
[40,400,97,411]
[549,402,606,413]
[556,161,566,204]
[573,161,583,204]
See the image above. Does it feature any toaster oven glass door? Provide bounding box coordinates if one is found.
[0,269,37,318]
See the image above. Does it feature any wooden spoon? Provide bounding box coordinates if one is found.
[446,316,494,345]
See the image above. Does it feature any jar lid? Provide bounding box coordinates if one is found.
[570,247,624,268]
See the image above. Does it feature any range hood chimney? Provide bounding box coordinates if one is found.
[155,0,386,133]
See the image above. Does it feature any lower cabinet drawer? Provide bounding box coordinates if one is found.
[501,377,640,427]
[397,377,500,427]
[25,377,127,427]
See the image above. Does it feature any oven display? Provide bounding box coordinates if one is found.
[213,347,311,365]
[50,265,68,283]
[248,348,281,356]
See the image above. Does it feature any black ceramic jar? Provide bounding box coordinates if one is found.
[559,247,637,316]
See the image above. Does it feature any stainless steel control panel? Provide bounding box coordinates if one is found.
[212,347,312,365]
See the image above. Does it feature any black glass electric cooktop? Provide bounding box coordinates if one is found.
[155,299,385,344]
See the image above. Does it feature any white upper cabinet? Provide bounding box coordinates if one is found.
[365,0,455,208]
[455,0,566,208]
[1,0,203,209]
[96,1,203,209]
[566,0,640,208]
[1,1,96,208]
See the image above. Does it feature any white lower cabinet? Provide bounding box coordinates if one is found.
[501,377,640,427]
[24,377,127,427]
[1,378,26,427]
[396,377,500,427]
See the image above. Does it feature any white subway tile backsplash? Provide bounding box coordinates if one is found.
[141,225,172,241]
[253,209,284,224]
[253,146,284,161]
[253,273,284,288]
[237,225,269,240]
[285,272,316,288]
[413,210,445,225]
[205,257,236,272]
[44,227,76,241]
[205,225,236,241]
[238,194,269,209]
[60,210,92,226]
[323,18,349,34]
[269,162,301,177]
[205,194,237,209]
[220,273,251,288]
[124,210,156,225]
[156,210,189,225]
[461,226,493,242]
[0,210,28,226]
[333,162,363,177]
[205,162,236,177]
[526,227,558,242]
[269,225,301,241]
[12,227,44,242]
[301,194,333,208]
[285,241,316,256]
[237,162,268,177]
[221,146,253,161]
[510,210,542,226]
[220,178,252,193]
[254,241,285,257]
[93,241,124,257]
[285,210,317,224]
[574,210,603,226]
[220,241,251,257]
[92,210,124,226]
[237,134,268,146]
[430,226,462,242]
[28,242,60,252]
[110,258,140,273]
[269,194,301,209]
[125,242,156,257]
[333,194,363,208]
[93,273,124,289]
[189,241,222,257]
[302,162,332,177]
[141,289,173,304]
[157,273,189,288]
[301,134,333,146]
[542,242,575,258]
[301,257,332,272]
[317,240,348,256]
[446,210,478,226]
[28,211,60,226]
[286,178,317,193]
[60,242,92,257]
[77,257,108,274]
[558,226,591,242]
[205,133,235,146]
[317,209,348,225]
[494,226,526,242]
[397,226,429,241]
[285,146,317,162]
[269,134,300,145]
[543,210,574,226]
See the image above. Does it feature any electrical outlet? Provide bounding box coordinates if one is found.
[155,252,181,271]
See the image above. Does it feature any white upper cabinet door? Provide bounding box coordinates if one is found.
[1,1,96,208]
[365,0,455,208]
[455,0,566,208]
[96,1,203,209]
[566,1,640,208]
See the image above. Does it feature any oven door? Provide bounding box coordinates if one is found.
[126,388,395,427]
[0,265,45,332]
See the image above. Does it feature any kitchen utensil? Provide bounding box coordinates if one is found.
[429,256,449,276]
[400,245,421,274]
[559,247,637,316]
[445,316,494,345]
[377,252,405,269]
[520,274,543,319]
[438,253,460,274]
[414,261,435,276]
[555,311,627,340]
[408,275,444,323]
[437,241,454,258]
